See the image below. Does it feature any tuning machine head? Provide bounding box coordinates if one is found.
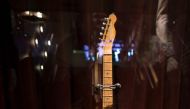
[102,22,107,25]
[99,32,103,36]
[104,17,109,21]
[101,26,105,30]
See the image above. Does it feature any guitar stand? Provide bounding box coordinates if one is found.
[96,83,121,90]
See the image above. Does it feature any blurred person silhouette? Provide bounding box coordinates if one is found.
[153,0,180,109]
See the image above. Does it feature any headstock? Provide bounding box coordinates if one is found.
[99,13,117,55]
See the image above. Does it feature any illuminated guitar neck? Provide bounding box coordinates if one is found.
[103,54,113,108]
[102,13,117,109]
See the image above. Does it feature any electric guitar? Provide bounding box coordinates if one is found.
[96,13,120,109]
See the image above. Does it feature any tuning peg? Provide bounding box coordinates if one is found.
[104,17,109,21]
[102,22,106,25]
[101,27,105,30]
[99,32,103,36]
[98,38,103,41]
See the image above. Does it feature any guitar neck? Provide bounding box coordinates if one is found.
[102,54,113,108]
[98,13,116,109]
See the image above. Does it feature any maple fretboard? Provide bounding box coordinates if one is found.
[102,54,113,108]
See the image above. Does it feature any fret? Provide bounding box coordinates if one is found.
[103,55,112,62]
[103,77,113,84]
[104,47,113,55]
[103,89,113,108]
[103,103,113,108]
[103,71,112,77]
[104,63,112,71]
[103,90,113,96]
[103,96,113,103]
[103,89,112,91]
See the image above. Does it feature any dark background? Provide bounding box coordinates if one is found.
[1,0,190,109]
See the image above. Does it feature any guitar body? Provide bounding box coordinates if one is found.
[92,13,118,109]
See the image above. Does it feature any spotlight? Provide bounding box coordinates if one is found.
[40,65,44,70]
[47,40,51,46]
[40,26,43,33]
[35,38,38,45]
[35,64,44,71]
[41,51,48,58]
[18,11,47,22]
